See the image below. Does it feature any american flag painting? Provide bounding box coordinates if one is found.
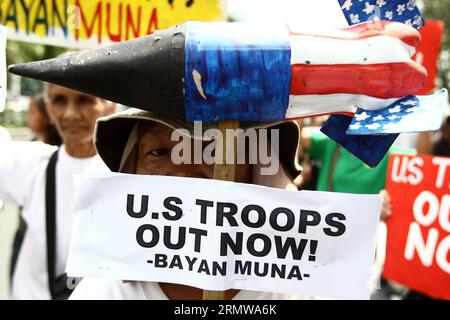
[285,20,427,120]
[338,0,424,29]
[347,89,448,135]
[185,20,427,122]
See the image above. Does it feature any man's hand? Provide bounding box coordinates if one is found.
[379,189,392,221]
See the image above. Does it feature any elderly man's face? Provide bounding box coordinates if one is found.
[136,122,212,179]
[136,122,251,182]
[46,84,113,145]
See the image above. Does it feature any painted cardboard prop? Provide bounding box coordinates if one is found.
[8,20,447,167]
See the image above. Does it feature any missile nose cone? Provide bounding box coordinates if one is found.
[6,23,187,123]
[8,58,67,83]
[8,64,21,75]
[8,61,42,78]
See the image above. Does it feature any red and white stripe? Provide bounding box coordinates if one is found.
[286,21,427,120]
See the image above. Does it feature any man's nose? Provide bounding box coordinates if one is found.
[63,100,83,121]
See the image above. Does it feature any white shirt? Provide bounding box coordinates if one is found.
[0,140,108,299]
[0,126,10,142]
[70,278,315,300]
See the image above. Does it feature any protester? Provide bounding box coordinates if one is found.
[69,110,312,300]
[26,93,62,146]
[380,115,450,300]
[0,68,115,299]
[10,94,62,283]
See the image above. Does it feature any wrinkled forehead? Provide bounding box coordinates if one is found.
[46,83,105,102]
[47,83,79,95]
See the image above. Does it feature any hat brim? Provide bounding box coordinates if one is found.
[95,108,302,177]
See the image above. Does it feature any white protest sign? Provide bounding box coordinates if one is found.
[67,172,381,299]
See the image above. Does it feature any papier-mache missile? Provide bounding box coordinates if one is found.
[8,21,448,166]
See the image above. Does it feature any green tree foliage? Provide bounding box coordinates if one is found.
[6,41,66,65]
[1,42,66,127]
[6,41,67,96]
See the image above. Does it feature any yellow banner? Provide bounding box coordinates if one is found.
[0,0,225,48]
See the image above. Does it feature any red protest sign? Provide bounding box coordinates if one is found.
[384,154,450,299]
[413,20,445,95]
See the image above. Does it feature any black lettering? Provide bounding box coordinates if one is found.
[168,255,183,269]
[189,228,207,252]
[51,0,68,36]
[163,226,185,249]
[216,202,238,227]
[324,213,346,236]
[32,0,48,35]
[241,205,266,228]
[19,0,35,34]
[220,232,243,256]
[198,260,210,275]
[195,199,214,224]
[136,224,159,248]
[234,260,251,275]
[155,253,167,268]
[254,262,269,277]
[127,194,148,218]
[299,210,321,233]
[162,196,183,220]
[274,236,307,260]
[287,266,303,280]
[185,256,197,271]
[4,0,19,32]
[271,263,286,278]
[247,233,271,257]
[269,207,295,232]
[212,261,227,276]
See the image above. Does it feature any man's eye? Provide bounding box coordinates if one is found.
[77,95,95,105]
[149,148,170,157]
[52,95,67,105]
